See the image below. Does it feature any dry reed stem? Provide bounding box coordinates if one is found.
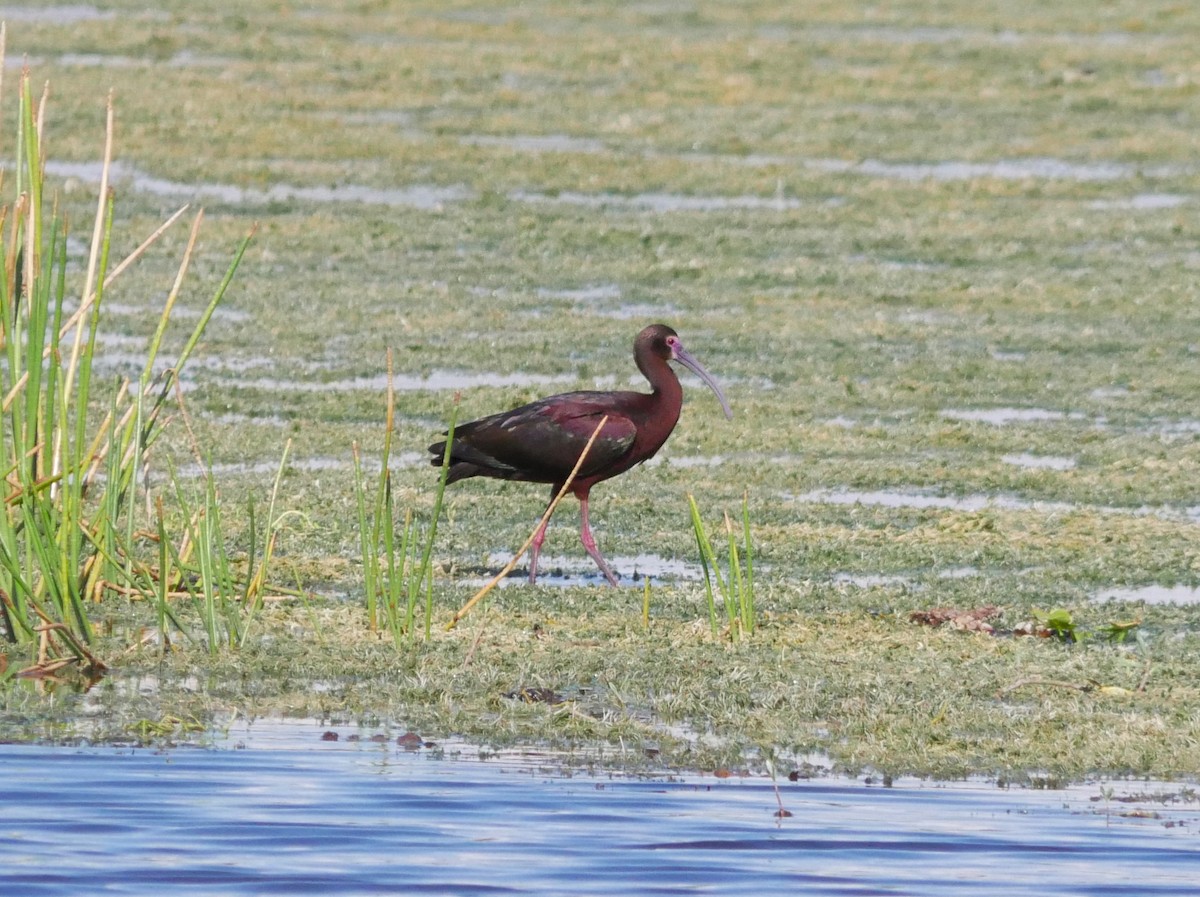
[55,203,192,348]
[445,414,609,630]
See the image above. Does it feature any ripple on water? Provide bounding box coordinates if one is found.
[1,725,1197,897]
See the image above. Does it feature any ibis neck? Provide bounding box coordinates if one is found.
[639,356,680,401]
[639,359,684,450]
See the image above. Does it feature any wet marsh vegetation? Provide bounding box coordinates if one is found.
[2,2,1199,782]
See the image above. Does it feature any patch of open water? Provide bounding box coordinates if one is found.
[1093,584,1200,606]
[508,188,806,212]
[460,133,610,154]
[449,129,1191,185]
[1001,453,1077,471]
[789,487,1078,515]
[941,407,1092,426]
[1,720,1196,897]
[1,5,114,23]
[42,155,1193,221]
[166,451,428,481]
[1089,193,1189,210]
[45,161,472,210]
[788,488,1199,524]
[460,551,703,587]
[222,370,574,393]
[804,156,1188,182]
[832,566,981,590]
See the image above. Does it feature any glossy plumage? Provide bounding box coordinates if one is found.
[429,324,731,585]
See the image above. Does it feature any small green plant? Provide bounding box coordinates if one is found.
[1029,608,1141,645]
[1032,607,1079,642]
[158,442,291,653]
[688,492,755,640]
[1097,618,1140,644]
[354,354,456,644]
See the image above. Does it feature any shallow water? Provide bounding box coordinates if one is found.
[45,161,472,210]
[461,551,704,587]
[508,188,805,212]
[788,487,1079,515]
[940,407,1090,426]
[789,488,1200,531]
[2,5,114,24]
[2,722,1196,897]
[1094,584,1200,605]
[832,566,981,590]
[1001,452,1077,471]
[804,156,1189,182]
[224,370,574,393]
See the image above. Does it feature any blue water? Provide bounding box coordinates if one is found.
[1,723,1196,896]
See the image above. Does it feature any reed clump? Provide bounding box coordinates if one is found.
[0,52,253,678]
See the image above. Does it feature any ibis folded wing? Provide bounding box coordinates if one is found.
[432,392,638,484]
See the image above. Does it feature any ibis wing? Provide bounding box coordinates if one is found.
[449,394,637,483]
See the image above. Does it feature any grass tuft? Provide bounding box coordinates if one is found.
[355,352,456,643]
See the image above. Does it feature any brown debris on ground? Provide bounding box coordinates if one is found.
[909,605,1000,634]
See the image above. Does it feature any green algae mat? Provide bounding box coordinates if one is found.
[1,1,1198,781]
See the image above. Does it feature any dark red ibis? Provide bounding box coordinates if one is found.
[428,323,732,585]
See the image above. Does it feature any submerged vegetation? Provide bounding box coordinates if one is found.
[1,2,1199,781]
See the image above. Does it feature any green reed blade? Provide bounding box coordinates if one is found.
[688,493,719,637]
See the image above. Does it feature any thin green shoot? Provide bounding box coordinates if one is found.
[355,353,458,643]
[688,492,756,641]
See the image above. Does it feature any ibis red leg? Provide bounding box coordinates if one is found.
[528,489,555,584]
[578,491,619,586]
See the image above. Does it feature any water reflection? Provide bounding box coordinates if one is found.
[1,723,1197,897]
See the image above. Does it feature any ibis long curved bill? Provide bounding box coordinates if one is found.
[671,343,733,421]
